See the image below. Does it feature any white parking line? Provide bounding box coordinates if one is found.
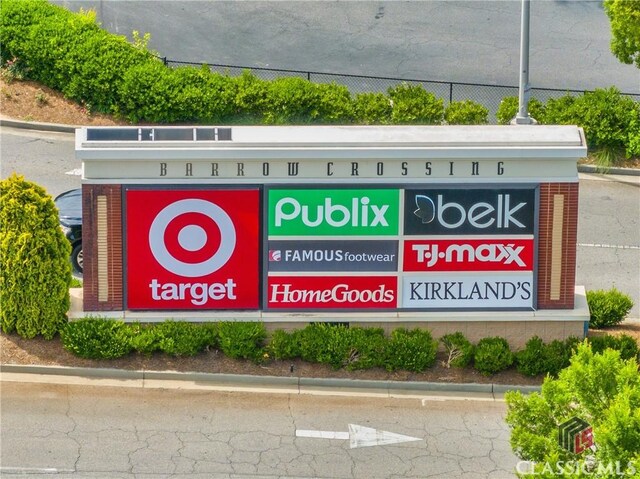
[578,243,640,250]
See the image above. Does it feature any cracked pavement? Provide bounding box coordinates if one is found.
[1,382,519,478]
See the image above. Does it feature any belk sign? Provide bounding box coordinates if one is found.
[126,189,260,309]
[404,188,535,235]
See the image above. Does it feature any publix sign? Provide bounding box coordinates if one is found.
[268,189,400,236]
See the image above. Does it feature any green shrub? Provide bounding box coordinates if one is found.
[232,70,270,123]
[570,88,637,151]
[588,334,639,361]
[444,100,488,125]
[495,96,545,125]
[587,287,634,328]
[474,337,514,376]
[61,318,132,359]
[626,111,640,158]
[261,77,353,124]
[295,324,386,370]
[516,336,581,378]
[296,323,336,365]
[385,328,437,372]
[0,174,71,339]
[516,336,547,377]
[506,342,640,473]
[152,320,218,357]
[0,0,153,114]
[543,337,580,377]
[387,83,444,124]
[126,323,160,356]
[353,92,393,124]
[218,322,267,361]
[119,63,238,123]
[268,329,302,360]
[343,327,387,370]
[541,93,579,125]
[440,332,474,368]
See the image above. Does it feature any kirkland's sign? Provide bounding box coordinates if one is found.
[404,188,535,235]
[402,273,534,309]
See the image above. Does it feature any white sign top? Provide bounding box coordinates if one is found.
[76,125,586,183]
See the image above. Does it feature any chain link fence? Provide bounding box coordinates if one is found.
[164,57,640,124]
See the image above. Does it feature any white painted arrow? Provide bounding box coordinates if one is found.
[296,424,422,449]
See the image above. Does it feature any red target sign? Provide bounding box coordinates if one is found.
[126,189,260,309]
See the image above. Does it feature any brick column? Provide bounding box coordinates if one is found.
[537,182,579,309]
[82,184,123,311]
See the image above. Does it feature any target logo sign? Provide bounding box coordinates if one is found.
[126,189,260,310]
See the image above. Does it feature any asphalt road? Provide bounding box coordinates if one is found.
[0,381,518,478]
[54,0,639,92]
[0,126,638,317]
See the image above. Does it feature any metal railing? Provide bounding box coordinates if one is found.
[159,56,640,123]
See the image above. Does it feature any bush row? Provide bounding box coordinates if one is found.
[2,0,638,161]
[60,319,639,377]
[497,91,640,160]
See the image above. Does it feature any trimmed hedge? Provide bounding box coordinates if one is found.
[61,318,132,359]
[59,319,639,377]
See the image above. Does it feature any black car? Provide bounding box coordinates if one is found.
[54,189,83,273]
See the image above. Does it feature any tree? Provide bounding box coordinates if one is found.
[0,174,71,338]
[604,0,640,69]
[505,342,640,478]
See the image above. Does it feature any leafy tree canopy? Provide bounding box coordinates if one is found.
[605,0,640,68]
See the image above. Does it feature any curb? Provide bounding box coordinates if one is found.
[0,117,78,134]
[577,164,640,177]
[0,363,540,398]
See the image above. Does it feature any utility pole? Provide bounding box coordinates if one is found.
[512,0,536,125]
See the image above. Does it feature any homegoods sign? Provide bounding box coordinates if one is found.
[265,186,536,312]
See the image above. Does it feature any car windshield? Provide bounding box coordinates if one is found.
[55,189,82,219]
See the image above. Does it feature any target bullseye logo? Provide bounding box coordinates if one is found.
[127,189,260,310]
[148,199,236,278]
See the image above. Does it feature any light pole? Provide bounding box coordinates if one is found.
[512,0,536,125]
